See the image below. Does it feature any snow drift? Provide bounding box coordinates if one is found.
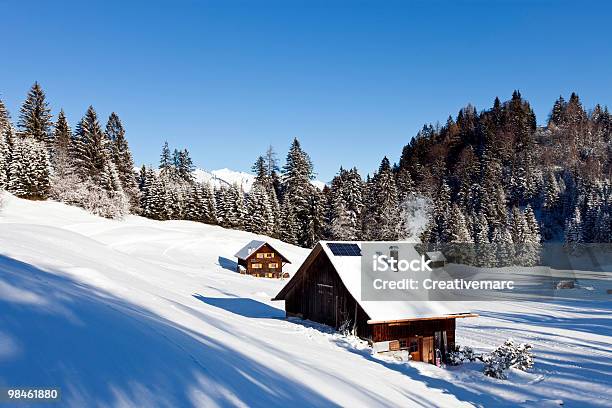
[0,193,610,407]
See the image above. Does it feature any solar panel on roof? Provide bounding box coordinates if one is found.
[327,243,361,256]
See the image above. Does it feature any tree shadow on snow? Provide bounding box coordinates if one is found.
[0,255,336,408]
[217,256,238,273]
[193,294,285,319]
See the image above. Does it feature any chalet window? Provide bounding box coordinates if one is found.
[256,253,264,259]
[267,273,273,278]
[252,263,262,269]
[409,338,418,353]
[399,338,408,349]
[265,253,275,258]
[269,263,278,269]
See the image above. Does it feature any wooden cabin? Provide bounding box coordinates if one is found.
[273,241,476,365]
[234,240,291,278]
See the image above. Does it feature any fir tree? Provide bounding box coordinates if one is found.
[105,113,139,209]
[160,141,173,170]
[18,82,52,144]
[362,157,400,241]
[565,207,584,254]
[252,156,267,184]
[141,167,165,220]
[279,200,299,245]
[52,109,72,178]
[0,98,10,133]
[523,205,541,265]
[72,106,120,191]
[0,129,9,189]
[282,138,321,246]
[247,183,275,235]
[176,149,195,182]
[8,138,50,199]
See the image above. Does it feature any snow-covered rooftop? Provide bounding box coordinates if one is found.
[234,240,267,260]
[277,241,472,323]
[234,240,291,263]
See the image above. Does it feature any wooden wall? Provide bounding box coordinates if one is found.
[284,248,371,338]
[282,246,457,357]
[241,244,284,278]
[371,318,455,347]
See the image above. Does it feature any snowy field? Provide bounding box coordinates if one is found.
[0,193,610,407]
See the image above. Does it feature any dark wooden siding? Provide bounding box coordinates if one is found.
[282,245,457,354]
[284,249,371,338]
[371,318,455,347]
[242,244,284,278]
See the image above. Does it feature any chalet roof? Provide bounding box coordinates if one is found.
[234,240,291,263]
[425,251,447,263]
[274,241,472,323]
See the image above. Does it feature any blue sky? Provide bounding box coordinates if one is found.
[1,0,610,181]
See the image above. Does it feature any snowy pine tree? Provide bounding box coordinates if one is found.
[8,138,50,199]
[71,106,121,191]
[105,113,139,210]
[247,183,275,235]
[565,206,584,254]
[362,157,400,241]
[282,138,322,246]
[51,109,73,179]
[18,82,52,145]
[279,199,299,245]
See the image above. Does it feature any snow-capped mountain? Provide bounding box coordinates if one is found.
[193,168,326,192]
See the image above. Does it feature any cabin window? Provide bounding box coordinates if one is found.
[267,273,273,278]
[399,338,408,349]
[409,338,418,353]
[269,263,278,269]
[265,253,275,258]
[252,263,262,269]
[256,253,264,258]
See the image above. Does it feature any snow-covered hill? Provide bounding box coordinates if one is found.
[192,168,326,192]
[0,193,610,407]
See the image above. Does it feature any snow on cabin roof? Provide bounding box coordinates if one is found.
[275,241,471,323]
[426,251,447,262]
[234,240,291,263]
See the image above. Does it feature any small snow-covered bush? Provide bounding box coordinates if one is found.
[447,345,476,366]
[483,339,534,379]
[51,174,129,219]
[338,319,355,336]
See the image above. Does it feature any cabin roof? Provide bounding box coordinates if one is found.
[425,251,447,262]
[274,241,472,323]
[234,240,291,263]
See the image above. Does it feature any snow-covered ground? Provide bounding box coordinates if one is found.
[0,193,610,407]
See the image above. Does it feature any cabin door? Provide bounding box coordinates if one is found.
[316,284,335,326]
[421,336,434,364]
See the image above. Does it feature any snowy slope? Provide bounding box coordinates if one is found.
[0,193,611,407]
[192,168,326,192]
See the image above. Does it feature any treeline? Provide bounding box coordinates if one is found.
[0,83,138,217]
[0,84,610,256]
[396,91,611,256]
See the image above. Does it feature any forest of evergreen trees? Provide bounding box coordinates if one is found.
[0,84,610,263]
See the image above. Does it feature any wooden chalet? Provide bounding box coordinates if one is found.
[273,241,477,365]
[235,240,291,278]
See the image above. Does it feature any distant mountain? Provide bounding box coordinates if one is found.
[193,168,326,192]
